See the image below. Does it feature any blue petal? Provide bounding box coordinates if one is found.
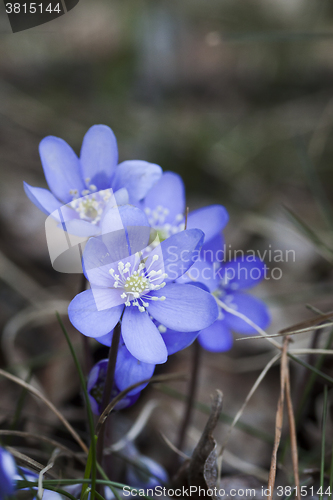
[161,328,199,355]
[68,289,123,337]
[223,292,271,334]
[122,308,168,364]
[200,234,225,263]
[61,219,100,237]
[113,187,129,206]
[176,258,219,292]
[102,205,150,256]
[187,205,229,243]
[126,454,168,489]
[90,283,129,310]
[83,237,115,286]
[39,136,85,203]
[115,342,155,395]
[23,182,63,215]
[0,448,16,496]
[80,125,118,191]
[112,160,162,203]
[142,171,185,224]
[149,283,218,332]
[95,330,113,346]
[146,228,204,282]
[219,257,267,290]
[198,321,233,352]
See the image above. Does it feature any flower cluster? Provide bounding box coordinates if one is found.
[25,124,270,406]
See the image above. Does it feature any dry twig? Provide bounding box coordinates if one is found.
[285,363,301,500]
[267,337,289,500]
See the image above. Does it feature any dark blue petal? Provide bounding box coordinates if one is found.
[23,182,63,215]
[176,258,219,292]
[187,205,229,243]
[126,454,168,489]
[149,283,218,332]
[39,136,85,203]
[223,292,271,334]
[0,448,16,497]
[122,308,168,364]
[161,328,199,355]
[200,233,225,263]
[142,171,185,224]
[146,228,204,282]
[198,321,233,352]
[115,342,155,395]
[87,359,140,414]
[219,257,267,290]
[112,160,162,203]
[80,125,118,190]
[68,289,123,337]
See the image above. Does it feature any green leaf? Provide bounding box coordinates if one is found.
[56,313,97,500]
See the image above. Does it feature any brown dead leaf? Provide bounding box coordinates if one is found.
[172,390,223,498]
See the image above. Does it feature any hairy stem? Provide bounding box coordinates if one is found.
[96,322,122,469]
[78,272,93,375]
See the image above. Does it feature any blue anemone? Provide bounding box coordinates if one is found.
[180,255,271,351]
[87,342,155,414]
[24,125,162,236]
[68,227,219,364]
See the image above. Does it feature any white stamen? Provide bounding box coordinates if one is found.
[108,256,167,312]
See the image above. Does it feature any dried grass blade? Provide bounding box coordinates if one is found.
[267,337,289,500]
[96,372,187,436]
[285,358,300,500]
[219,352,281,460]
[0,368,88,454]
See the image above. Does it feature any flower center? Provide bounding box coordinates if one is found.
[124,273,150,295]
[144,206,185,243]
[69,180,113,225]
[109,255,167,312]
[90,383,104,404]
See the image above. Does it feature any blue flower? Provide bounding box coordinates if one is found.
[125,443,168,489]
[139,171,229,256]
[24,125,162,236]
[87,341,155,414]
[68,228,219,364]
[0,447,16,500]
[14,467,62,499]
[180,256,271,352]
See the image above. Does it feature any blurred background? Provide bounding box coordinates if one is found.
[0,0,333,485]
